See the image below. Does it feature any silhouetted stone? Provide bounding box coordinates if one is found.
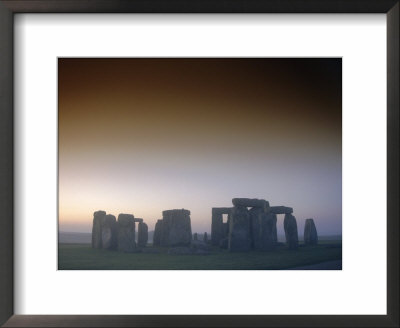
[249,207,263,249]
[211,207,232,246]
[284,213,298,250]
[203,232,208,243]
[161,209,192,246]
[229,205,251,251]
[193,233,198,241]
[137,222,148,248]
[232,198,270,210]
[153,219,163,246]
[219,237,228,249]
[270,206,293,214]
[102,214,117,250]
[92,210,106,249]
[134,218,143,223]
[258,212,277,251]
[304,218,318,245]
[250,208,276,251]
[117,214,136,252]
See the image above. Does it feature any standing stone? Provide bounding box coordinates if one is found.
[284,213,299,250]
[211,208,231,246]
[101,214,117,250]
[160,209,192,247]
[304,218,318,245]
[258,212,277,251]
[193,233,198,241]
[137,222,148,248]
[249,207,263,249]
[92,210,106,249]
[153,219,163,246]
[229,205,251,252]
[117,214,136,252]
[203,232,208,243]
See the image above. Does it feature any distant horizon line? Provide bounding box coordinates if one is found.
[59,230,343,237]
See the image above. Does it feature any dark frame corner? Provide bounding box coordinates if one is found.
[0,1,398,327]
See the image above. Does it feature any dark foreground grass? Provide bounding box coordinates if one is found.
[58,241,342,270]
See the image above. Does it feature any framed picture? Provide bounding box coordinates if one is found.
[0,0,398,327]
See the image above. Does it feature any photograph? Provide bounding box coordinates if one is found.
[58,58,342,270]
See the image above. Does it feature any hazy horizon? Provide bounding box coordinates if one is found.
[58,58,342,237]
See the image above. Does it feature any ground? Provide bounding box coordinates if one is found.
[58,240,342,270]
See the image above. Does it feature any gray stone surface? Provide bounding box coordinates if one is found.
[219,237,228,249]
[270,206,293,214]
[229,205,251,251]
[137,222,148,248]
[117,214,136,252]
[250,208,276,251]
[258,212,277,251]
[101,214,117,250]
[203,232,208,243]
[153,219,163,246]
[193,233,198,241]
[304,218,318,245]
[232,198,270,210]
[211,207,232,246]
[91,210,106,249]
[284,213,299,250]
[249,207,263,249]
[134,218,143,223]
[161,209,192,247]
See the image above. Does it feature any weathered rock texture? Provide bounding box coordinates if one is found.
[284,213,299,250]
[92,210,106,249]
[304,218,318,245]
[160,209,192,247]
[229,205,251,251]
[212,198,299,252]
[137,222,148,248]
[211,207,232,246]
[117,214,136,252]
[153,219,163,246]
[232,198,270,210]
[270,206,293,214]
[101,214,118,250]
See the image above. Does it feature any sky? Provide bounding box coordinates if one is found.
[58,58,342,236]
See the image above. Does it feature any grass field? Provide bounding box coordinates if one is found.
[58,241,342,270]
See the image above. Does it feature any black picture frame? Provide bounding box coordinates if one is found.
[0,1,398,327]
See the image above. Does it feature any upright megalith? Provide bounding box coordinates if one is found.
[249,207,263,249]
[304,218,318,245]
[229,205,251,251]
[193,233,198,241]
[92,210,106,249]
[102,214,118,250]
[249,204,276,251]
[211,207,232,246]
[137,222,148,248]
[284,213,299,250]
[117,214,136,252]
[203,232,208,243]
[153,219,163,246]
[160,209,192,247]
